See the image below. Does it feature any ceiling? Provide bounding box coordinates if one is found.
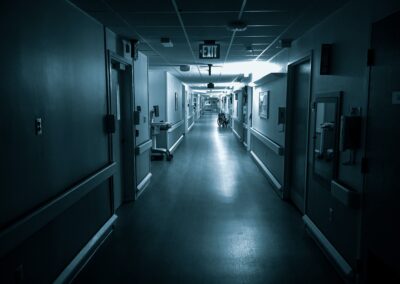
[70,0,349,91]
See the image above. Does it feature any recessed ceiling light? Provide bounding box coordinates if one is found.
[160,37,173,47]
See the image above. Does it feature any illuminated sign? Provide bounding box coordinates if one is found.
[199,44,220,59]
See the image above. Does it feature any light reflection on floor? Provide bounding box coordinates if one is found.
[213,122,237,201]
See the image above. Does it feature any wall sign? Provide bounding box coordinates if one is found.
[199,44,220,59]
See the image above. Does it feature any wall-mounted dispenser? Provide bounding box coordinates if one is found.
[320,44,333,75]
[340,115,362,151]
[339,108,362,165]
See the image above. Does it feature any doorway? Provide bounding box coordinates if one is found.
[182,85,187,133]
[108,52,135,209]
[285,56,312,213]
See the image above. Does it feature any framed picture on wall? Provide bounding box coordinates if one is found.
[175,92,178,111]
[259,91,270,119]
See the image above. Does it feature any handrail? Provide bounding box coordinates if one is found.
[0,163,116,258]
[167,120,184,132]
[250,127,284,156]
[135,139,152,155]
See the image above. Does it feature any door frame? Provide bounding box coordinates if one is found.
[284,52,313,213]
[106,50,136,206]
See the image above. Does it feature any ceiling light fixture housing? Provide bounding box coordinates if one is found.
[160,37,173,47]
[246,45,254,53]
[226,20,248,32]
[277,39,292,48]
[179,65,190,72]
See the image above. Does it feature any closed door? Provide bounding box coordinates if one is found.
[110,57,135,207]
[363,11,400,282]
[111,67,123,209]
[288,59,311,212]
[134,52,151,198]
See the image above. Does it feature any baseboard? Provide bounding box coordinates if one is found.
[169,135,184,153]
[303,215,354,281]
[290,190,305,213]
[232,128,241,141]
[54,214,118,284]
[136,172,152,199]
[250,150,283,198]
[188,122,194,132]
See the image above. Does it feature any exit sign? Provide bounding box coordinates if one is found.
[199,44,220,59]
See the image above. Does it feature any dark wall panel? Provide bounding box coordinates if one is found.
[0,0,108,229]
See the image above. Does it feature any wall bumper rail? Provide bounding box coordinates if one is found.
[169,134,184,153]
[167,120,184,133]
[136,172,153,199]
[135,139,153,155]
[188,122,195,131]
[250,150,283,197]
[250,128,284,156]
[54,214,118,284]
[0,163,116,258]
[303,215,354,281]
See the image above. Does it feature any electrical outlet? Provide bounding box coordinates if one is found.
[329,208,334,222]
[35,118,42,135]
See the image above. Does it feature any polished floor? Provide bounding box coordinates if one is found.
[75,114,343,284]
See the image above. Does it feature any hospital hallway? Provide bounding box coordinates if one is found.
[74,114,343,284]
[3,1,400,282]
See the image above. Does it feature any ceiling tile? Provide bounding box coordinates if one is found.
[174,0,244,12]
[106,0,175,12]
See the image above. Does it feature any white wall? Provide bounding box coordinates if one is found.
[252,77,287,145]
[166,72,183,124]
[149,70,166,122]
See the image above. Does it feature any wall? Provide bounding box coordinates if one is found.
[166,72,183,124]
[149,70,167,123]
[251,76,287,188]
[252,78,287,145]
[149,71,185,151]
[0,0,113,282]
[248,0,400,278]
